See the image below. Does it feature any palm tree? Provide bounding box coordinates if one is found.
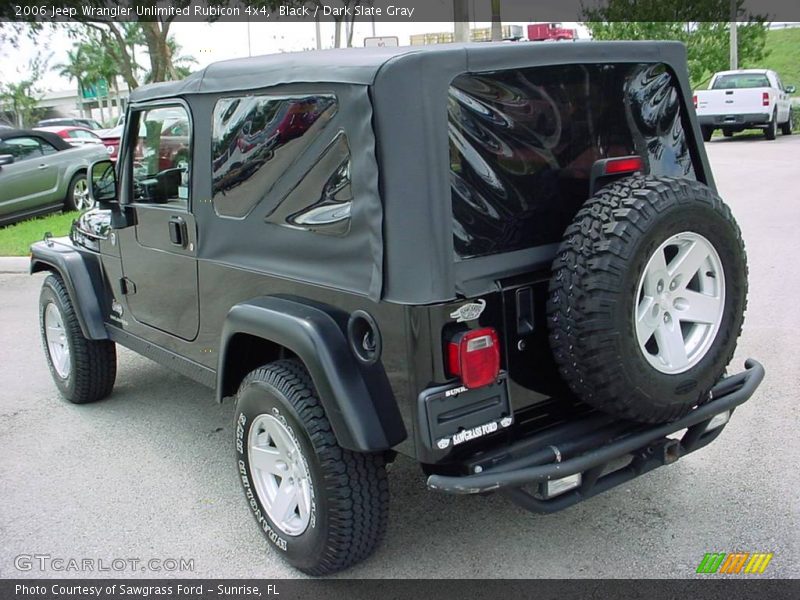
[56,47,91,118]
[0,81,40,128]
[80,40,119,122]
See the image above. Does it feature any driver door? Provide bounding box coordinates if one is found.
[117,103,199,341]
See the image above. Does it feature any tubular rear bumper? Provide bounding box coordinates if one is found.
[427,360,764,513]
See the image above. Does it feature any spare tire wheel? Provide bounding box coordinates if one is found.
[547,175,747,423]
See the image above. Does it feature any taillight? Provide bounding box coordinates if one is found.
[763,92,770,107]
[603,156,644,175]
[693,94,698,108]
[447,327,500,389]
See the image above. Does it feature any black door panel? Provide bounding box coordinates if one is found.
[122,206,200,341]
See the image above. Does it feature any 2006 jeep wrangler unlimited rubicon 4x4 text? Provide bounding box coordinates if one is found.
[31,42,764,575]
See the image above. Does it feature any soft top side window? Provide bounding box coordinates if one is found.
[211,93,338,219]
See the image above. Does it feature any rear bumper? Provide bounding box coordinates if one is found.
[427,359,764,512]
[698,113,771,127]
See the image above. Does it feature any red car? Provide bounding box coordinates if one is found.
[97,120,188,166]
[33,126,105,148]
[95,125,124,161]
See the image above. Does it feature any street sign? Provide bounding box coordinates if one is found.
[364,36,399,48]
[80,79,109,100]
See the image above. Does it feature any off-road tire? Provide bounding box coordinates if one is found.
[781,108,794,135]
[39,273,116,403]
[234,359,389,575]
[547,175,747,423]
[765,112,778,140]
[701,126,713,142]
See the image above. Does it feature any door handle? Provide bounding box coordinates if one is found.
[168,216,188,248]
[37,164,48,169]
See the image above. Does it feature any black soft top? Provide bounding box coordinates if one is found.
[129,41,687,101]
[0,128,72,151]
[126,41,707,305]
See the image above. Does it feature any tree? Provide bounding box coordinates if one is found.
[56,47,93,119]
[0,56,49,127]
[0,81,40,127]
[3,1,316,89]
[582,0,769,87]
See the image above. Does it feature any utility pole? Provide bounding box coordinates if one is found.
[490,0,502,41]
[247,18,253,57]
[729,0,738,70]
[454,0,470,43]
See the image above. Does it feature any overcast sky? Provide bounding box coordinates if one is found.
[1,20,589,92]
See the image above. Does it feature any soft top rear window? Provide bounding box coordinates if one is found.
[449,62,697,259]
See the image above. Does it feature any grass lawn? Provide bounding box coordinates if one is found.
[696,27,800,95]
[0,211,79,256]
[757,27,800,89]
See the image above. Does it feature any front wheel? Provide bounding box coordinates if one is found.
[234,360,389,575]
[547,176,747,423]
[39,274,116,403]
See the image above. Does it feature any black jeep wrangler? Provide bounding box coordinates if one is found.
[31,42,763,575]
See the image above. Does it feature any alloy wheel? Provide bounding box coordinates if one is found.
[247,413,312,536]
[634,231,726,374]
[44,302,71,379]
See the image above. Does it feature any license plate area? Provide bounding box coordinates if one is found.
[417,376,511,450]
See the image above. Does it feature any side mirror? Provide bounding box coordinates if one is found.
[88,159,118,208]
[0,154,14,167]
[786,85,796,94]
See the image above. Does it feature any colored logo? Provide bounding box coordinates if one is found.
[696,552,773,574]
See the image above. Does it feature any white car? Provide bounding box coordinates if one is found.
[694,69,795,140]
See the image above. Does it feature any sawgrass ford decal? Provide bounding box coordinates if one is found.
[437,416,513,449]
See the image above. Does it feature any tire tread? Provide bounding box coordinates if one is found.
[546,175,747,423]
[41,273,116,403]
[239,360,389,576]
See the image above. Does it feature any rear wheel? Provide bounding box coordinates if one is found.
[722,129,734,138]
[701,126,713,142]
[65,172,92,211]
[781,108,794,135]
[547,176,747,423]
[234,360,389,575]
[765,112,778,140]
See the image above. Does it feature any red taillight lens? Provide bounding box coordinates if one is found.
[763,92,770,107]
[693,94,698,108]
[604,156,644,175]
[447,327,500,389]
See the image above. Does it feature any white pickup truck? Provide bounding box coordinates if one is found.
[695,69,795,141]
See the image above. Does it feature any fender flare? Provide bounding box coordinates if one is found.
[218,296,407,452]
[30,240,108,340]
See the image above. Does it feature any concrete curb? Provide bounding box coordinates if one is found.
[0,257,29,274]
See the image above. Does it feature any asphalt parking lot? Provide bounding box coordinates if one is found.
[1,133,798,579]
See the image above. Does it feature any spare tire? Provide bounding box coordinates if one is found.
[547,175,747,423]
